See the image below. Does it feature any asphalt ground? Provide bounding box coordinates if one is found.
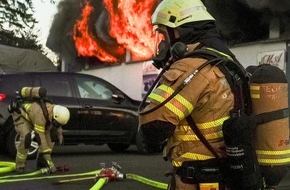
[0,145,289,190]
[0,145,171,190]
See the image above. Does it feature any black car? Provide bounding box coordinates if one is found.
[0,72,147,158]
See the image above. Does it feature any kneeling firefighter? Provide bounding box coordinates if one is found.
[249,64,290,188]
[138,0,263,189]
[8,87,70,173]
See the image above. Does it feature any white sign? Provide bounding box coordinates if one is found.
[142,61,160,98]
[257,50,285,71]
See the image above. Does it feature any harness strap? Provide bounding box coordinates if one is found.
[176,159,225,183]
[186,116,220,159]
[254,108,289,125]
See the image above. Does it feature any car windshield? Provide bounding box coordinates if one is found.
[76,76,112,100]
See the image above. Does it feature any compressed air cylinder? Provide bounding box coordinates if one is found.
[250,64,290,185]
[20,87,47,99]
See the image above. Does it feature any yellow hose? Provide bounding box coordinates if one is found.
[0,168,48,179]
[0,169,100,184]
[126,173,168,189]
[0,162,16,174]
[89,178,107,190]
[0,162,168,190]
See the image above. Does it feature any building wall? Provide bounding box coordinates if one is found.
[230,40,287,70]
[79,40,288,101]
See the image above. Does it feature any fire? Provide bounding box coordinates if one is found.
[73,0,157,63]
[73,0,122,63]
[103,0,156,60]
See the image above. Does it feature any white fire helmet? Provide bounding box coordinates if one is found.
[53,105,70,125]
[151,0,215,28]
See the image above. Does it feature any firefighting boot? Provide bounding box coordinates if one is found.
[15,167,25,174]
[15,151,27,174]
[36,153,56,173]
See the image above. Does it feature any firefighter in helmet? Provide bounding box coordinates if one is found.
[8,87,70,173]
[138,0,242,189]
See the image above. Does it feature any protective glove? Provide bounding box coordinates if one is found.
[144,142,164,154]
[56,127,63,145]
[8,100,21,114]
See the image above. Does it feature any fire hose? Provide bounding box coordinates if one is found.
[0,161,168,189]
[57,162,168,190]
[0,161,15,174]
[0,161,100,184]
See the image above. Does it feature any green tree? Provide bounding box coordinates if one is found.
[0,0,54,51]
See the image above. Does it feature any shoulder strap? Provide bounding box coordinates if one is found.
[38,98,51,129]
[182,48,250,159]
[184,48,252,116]
[186,116,220,158]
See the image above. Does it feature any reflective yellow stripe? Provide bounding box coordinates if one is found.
[197,116,229,129]
[256,149,290,155]
[251,94,260,99]
[250,85,260,99]
[23,103,31,110]
[34,124,45,133]
[22,103,32,120]
[149,93,186,119]
[43,149,52,153]
[172,161,182,167]
[256,149,290,165]
[17,152,27,160]
[148,84,193,120]
[172,152,215,167]
[250,85,260,91]
[258,157,290,165]
[175,131,223,141]
[174,117,228,141]
[177,118,229,131]
[181,152,215,160]
[47,160,54,168]
[206,48,232,60]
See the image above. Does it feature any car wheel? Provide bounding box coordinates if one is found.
[6,129,39,159]
[135,132,149,154]
[107,143,130,152]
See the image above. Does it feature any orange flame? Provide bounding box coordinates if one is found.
[103,0,156,60]
[73,0,123,63]
[73,0,156,63]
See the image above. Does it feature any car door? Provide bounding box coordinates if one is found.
[34,73,83,143]
[72,73,138,140]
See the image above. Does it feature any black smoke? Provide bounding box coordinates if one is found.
[47,0,290,71]
[46,0,119,71]
[46,0,83,71]
[203,0,290,45]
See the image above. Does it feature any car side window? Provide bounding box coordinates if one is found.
[39,75,72,97]
[0,75,33,95]
[75,76,113,100]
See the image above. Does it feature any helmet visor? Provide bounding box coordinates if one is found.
[153,25,168,57]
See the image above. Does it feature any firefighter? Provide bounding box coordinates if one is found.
[8,87,70,174]
[138,0,245,189]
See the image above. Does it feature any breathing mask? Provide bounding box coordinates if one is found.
[152,25,171,69]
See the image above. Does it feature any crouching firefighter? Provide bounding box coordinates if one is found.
[138,0,263,189]
[8,87,70,174]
